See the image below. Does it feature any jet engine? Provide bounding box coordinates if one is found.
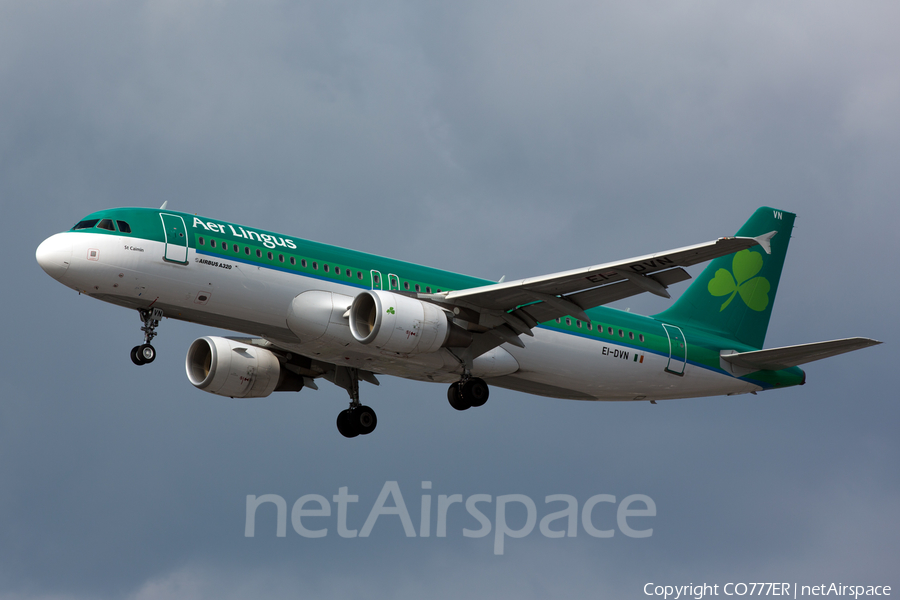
[185,336,303,398]
[348,290,470,354]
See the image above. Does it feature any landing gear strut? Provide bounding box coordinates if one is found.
[334,367,377,438]
[448,375,489,411]
[131,308,163,366]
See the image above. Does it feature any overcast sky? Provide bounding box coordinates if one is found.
[2,1,898,598]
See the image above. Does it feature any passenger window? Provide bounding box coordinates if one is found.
[629,332,634,340]
[116,221,132,233]
[587,323,592,331]
[222,243,229,251]
[415,284,421,292]
[73,219,99,230]
[639,334,645,342]
[256,249,262,258]
[290,257,296,265]
[404,281,409,290]
[279,254,284,262]
[357,271,363,279]
[324,264,329,272]
[335,267,341,275]
[565,318,571,326]
[235,245,240,253]
[426,286,431,293]
[198,237,205,245]
[576,320,582,328]
[608,327,613,334]
[211,240,216,248]
[245,247,250,255]
[97,219,115,231]
[618,329,623,337]
[267,252,273,260]
[313,262,318,270]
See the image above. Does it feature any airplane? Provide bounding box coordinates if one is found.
[36,205,880,438]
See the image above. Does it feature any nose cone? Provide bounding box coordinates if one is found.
[36,233,73,281]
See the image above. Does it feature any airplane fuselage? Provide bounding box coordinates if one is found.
[36,207,804,404]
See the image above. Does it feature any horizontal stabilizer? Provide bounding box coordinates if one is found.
[721,337,882,371]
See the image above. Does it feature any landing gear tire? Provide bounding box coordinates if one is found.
[337,409,359,438]
[139,344,156,364]
[131,346,144,365]
[448,381,470,411]
[463,377,489,407]
[354,405,378,435]
[336,406,377,438]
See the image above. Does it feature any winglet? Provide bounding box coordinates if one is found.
[159,201,168,210]
[753,230,777,255]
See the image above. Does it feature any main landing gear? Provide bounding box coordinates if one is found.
[334,367,377,438]
[131,308,163,366]
[447,376,489,411]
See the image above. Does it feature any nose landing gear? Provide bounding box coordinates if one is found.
[130,344,156,365]
[131,308,163,365]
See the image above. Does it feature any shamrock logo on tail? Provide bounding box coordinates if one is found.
[708,249,771,312]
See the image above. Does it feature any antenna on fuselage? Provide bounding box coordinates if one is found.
[159,201,168,210]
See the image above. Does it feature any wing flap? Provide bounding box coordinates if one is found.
[507,268,691,325]
[721,337,882,371]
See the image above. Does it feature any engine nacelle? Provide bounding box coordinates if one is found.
[185,336,301,398]
[349,290,470,354]
[286,290,356,346]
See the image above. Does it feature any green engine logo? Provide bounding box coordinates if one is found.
[386,307,395,315]
[708,249,771,312]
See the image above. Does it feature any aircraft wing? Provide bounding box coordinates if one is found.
[419,232,776,366]
[433,232,775,328]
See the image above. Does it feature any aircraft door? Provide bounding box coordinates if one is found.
[370,270,383,290]
[662,324,687,376]
[388,273,401,291]
[160,213,189,264]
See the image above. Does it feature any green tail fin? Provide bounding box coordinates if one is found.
[653,207,796,349]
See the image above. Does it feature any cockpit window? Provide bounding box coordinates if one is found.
[116,221,132,233]
[73,219,99,230]
[97,219,115,231]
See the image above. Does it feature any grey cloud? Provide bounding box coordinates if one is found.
[1,1,898,598]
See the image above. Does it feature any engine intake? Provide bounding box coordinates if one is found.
[349,290,470,354]
[185,336,302,398]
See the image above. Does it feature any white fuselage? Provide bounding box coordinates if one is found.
[39,231,762,402]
